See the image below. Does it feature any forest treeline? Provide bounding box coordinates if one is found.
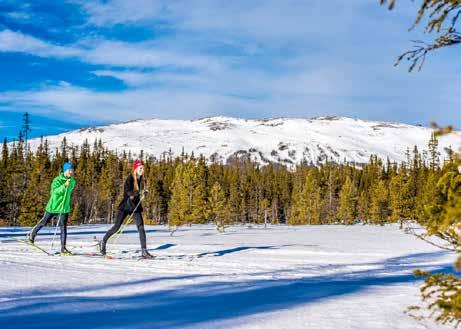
[0,133,457,229]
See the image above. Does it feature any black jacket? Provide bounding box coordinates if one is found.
[118,175,144,213]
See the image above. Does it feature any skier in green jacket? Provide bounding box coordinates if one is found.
[29,162,76,255]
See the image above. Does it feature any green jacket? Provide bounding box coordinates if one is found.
[45,174,76,214]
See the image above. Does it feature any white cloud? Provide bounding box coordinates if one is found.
[0,83,276,121]
[73,0,166,26]
[0,29,222,71]
[1,1,459,128]
[0,30,80,58]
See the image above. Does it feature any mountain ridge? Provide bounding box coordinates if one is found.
[24,116,461,167]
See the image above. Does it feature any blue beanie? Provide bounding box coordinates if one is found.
[62,162,73,172]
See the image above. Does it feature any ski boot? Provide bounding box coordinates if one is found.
[27,230,35,244]
[141,248,154,259]
[60,247,73,256]
[98,240,106,256]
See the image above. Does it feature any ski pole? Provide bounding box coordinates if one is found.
[111,194,145,246]
[50,181,69,252]
[50,214,62,251]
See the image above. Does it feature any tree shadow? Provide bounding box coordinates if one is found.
[0,251,456,329]
[196,246,277,257]
[152,243,176,251]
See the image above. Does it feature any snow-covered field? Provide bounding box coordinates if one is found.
[0,224,456,329]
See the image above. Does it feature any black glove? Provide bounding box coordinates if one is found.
[129,190,140,199]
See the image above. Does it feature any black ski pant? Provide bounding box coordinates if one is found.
[31,212,69,248]
[102,210,147,249]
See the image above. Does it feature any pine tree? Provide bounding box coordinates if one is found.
[289,171,322,225]
[98,153,120,223]
[260,198,270,228]
[18,139,51,226]
[167,162,189,229]
[321,165,340,223]
[416,171,442,225]
[428,133,440,170]
[338,176,357,225]
[227,167,242,224]
[7,140,27,226]
[209,182,230,232]
[370,179,390,225]
[389,172,408,224]
[191,156,209,224]
[0,138,9,223]
[357,190,370,224]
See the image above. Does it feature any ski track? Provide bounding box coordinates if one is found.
[0,224,457,329]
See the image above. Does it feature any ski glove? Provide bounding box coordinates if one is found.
[129,190,140,199]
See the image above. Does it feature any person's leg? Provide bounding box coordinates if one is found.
[30,212,54,242]
[133,213,152,258]
[59,214,69,252]
[100,210,126,254]
[133,212,147,249]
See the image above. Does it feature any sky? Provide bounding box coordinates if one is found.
[0,0,459,141]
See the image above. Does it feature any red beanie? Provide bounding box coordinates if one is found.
[132,160,144,171]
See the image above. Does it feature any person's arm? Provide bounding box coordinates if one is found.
[51,177,69,196]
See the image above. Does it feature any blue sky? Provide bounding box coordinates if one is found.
[0,0,459,141]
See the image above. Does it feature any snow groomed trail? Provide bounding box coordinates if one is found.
[0,224,456,329]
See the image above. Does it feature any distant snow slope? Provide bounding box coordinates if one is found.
[0,224,455,329]
[26,116,461,166]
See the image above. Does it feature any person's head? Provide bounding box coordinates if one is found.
[132,160,144,191]
[62,162,74,178]
[132,160,144,177]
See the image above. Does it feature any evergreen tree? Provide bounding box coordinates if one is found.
[370,179,390,225]
[337,176,357,225]
[321,164,340,223]
[428,133,440,170]
[209,182,230,232]
[7,140,27,226]
[191,156,209,224]
[167,162,189,229]
[289,171,322,225]
[260,198,270,228]
[98,154,120,223]
[0,138,9,223]
[357,190,370,224]
[18,139,51,226]
[389,171,412,224]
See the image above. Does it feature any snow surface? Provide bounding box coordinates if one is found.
[25,116,461,167]
[0,224,457,329]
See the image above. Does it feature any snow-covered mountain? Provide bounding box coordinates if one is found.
[27,116,461,166]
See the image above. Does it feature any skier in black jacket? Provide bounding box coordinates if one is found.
[99,160,153,259]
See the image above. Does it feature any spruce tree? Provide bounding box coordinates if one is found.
[0,138,9,223]
[338,176,357,225]
[370,179,390,225]
[389,172,407,224]
[191,156,209,224]
[428,133,440,171]
[167,162,189,229]
[209,181,230,232]
[357,190,370,224]
[289,171,322,225]
[18,139,51,226]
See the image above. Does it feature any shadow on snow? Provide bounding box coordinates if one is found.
[0,251,457,329]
